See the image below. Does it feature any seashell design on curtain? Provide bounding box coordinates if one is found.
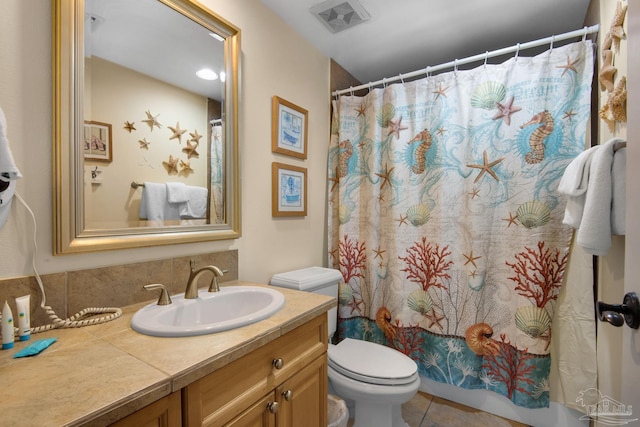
[327,40,594,408]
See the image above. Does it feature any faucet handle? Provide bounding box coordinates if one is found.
[207,266,226,293]
[144,284,172,305]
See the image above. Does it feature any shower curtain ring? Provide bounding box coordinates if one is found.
[399,73,405,85]
[454,59,458,72]
[550,35,555,52]
[425,66,431,77]
[349,86,354,96]
[515,43,520,61]
[382,78,387,88]
[484,51,489,67]
[582,26,588,42]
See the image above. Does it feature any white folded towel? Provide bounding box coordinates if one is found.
[558,145,600,228]
[0,106,22,182]
[611,146,626,235]
[576,138,624,255]
[166,182,188,204]
[139,182,181,220]
[179,186,208,219]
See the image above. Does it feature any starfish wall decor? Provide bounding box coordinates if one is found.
[142,110,162,131]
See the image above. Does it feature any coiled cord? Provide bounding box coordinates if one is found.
[3,192,122,335]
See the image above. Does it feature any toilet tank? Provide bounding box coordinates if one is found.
[270,267,343,338]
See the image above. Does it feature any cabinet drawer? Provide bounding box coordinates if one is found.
[184,313,327,426]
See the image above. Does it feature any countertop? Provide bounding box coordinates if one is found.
[0,281,335,427]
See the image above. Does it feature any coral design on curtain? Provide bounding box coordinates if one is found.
[327,41,594,409]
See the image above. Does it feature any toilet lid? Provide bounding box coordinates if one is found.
[328,338,418,386]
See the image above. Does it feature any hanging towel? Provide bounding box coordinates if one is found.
[179,186,208,219]
[576,138,624,255]
[611,146,626,235]
[558,145,601,228]
[0,107,22,182]
[166,182,188,204]
[139,182,181,220]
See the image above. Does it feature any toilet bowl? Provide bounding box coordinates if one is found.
[270,267,420,427]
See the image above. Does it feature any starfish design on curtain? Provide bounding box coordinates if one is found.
[432,83,450,100]
[168,122,187,143]
[375,163,395,189]
[463,250,482,268]
[466,150,504,183]
[354,102,368,117]
[492,96,521,125]
[502,212,519,227]
[387,117,407,139]
[556,55,579,77]
[123,121,136,133]
[142,110,162,131]
[563,109,577,122]
[373,247,386,260]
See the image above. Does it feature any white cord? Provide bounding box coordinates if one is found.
[3,192,122,335]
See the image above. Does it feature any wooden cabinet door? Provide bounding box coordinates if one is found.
[276,355,327,427]
[109,391,181,427]
[224,393,276,427]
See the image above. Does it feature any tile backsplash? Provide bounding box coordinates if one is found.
[0,250,238,329]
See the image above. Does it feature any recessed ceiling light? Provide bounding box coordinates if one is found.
[196,69,218,80]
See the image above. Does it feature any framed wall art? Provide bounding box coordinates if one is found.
[83,121,113,162]
[272,96,308,159]
[272,162,307,217]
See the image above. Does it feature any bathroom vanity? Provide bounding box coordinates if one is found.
[0,281,334,426]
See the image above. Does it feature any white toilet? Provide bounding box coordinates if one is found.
[271,267,420,427]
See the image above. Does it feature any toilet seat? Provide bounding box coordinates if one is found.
[328,338,419,386]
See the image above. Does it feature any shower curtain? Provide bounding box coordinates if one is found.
[327,40,594,409]
[210,123,224,223]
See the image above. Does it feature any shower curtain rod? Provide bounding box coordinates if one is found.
[333,24,599,97]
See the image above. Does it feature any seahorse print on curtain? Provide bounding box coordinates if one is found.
[327,41,594,409]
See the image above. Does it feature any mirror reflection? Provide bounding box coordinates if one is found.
[84,0,224,228]
[53,0,241,254]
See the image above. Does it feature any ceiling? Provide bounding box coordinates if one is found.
[85,0,225,100]
[261,0,592,86]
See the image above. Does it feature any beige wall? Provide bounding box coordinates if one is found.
[85,57,209,226]
[0,1,330,285]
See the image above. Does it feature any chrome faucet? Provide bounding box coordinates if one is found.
[184,259,225,299]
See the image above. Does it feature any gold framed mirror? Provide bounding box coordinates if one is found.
[53,0,240,254]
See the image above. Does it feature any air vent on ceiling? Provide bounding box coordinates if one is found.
[310,0,370,34]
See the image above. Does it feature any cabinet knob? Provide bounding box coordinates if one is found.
[282,389,293,401]
[267,401,279,414]
[272,358,284,369]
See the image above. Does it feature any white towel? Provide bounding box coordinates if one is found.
[179,186,208,219]
[576,138,623,255]
[558,145,600,228]
[166,182,188,204]
[611,146,626,235]
[0,106,22,182]
[139,182,181,221]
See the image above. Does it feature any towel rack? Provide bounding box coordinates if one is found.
[613,140,627,152]
[131,181,145,189]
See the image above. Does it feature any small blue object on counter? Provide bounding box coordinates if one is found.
[13,338,57,358]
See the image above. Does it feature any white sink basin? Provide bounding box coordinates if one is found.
[131,286,285,337]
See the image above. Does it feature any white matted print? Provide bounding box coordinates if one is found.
[272,162,307,217]
[272,96,308,159]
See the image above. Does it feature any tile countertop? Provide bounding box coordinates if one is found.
[0,281,336,427]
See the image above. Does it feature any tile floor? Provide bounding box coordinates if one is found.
[346,392,530,427]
